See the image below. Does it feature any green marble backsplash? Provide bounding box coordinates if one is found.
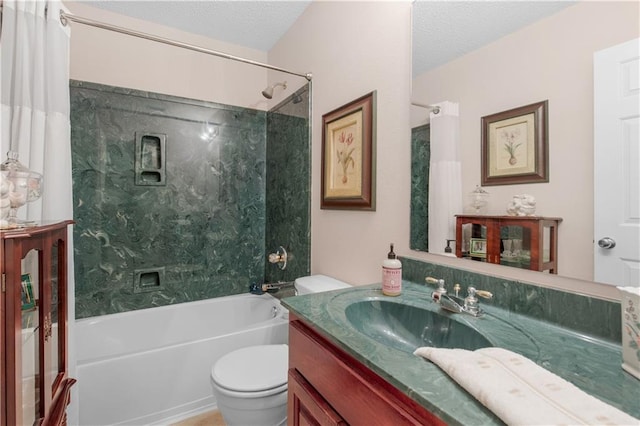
[70,81,310,319]
[264,89,311,283]
[400,256,622,343]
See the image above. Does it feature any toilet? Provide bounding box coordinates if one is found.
[210,274,351,426]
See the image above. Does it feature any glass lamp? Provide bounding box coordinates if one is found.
[0,151,43,228]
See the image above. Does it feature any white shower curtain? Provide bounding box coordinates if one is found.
[1,0,72,222]
[1,3,77,422]
[428,101,462,255]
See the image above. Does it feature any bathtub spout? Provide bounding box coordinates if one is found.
[249,281,294,295]
[249,283,265,295]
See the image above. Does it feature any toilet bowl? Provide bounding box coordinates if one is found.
[210,344,288,426]
[210,275,351,425]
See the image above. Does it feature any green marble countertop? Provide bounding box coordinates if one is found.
[281,281,640,425]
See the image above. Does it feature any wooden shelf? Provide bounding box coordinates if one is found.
[455,215,562,274]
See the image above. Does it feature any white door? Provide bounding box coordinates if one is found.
[594,38,640,287]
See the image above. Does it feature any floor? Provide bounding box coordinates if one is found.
[171,410,226,426]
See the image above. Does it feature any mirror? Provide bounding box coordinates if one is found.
[410,1,638,284]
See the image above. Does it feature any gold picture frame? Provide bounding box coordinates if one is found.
[481,100,548,186]
[321,91,376,210]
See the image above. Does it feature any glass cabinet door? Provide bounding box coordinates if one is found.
[461,222,488,261]
[21,250,41,425]
[48,241,64,395]
[499,225,531,270]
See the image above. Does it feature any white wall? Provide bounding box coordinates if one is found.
[66,2,280,110]
[411,1,639,282]
[269,0,413,285]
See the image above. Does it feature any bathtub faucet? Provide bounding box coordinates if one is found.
[249,281,294,295]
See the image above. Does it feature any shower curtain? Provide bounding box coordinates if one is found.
[428,101,462,255]
[1,0,72,222]
[1,2,77,421]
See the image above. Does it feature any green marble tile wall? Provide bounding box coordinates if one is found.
[400,256,622,343]
[264,86,311,284]
[410,124,430,252]
[71,80,309,319]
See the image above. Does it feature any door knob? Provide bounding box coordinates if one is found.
[597,237,616,249]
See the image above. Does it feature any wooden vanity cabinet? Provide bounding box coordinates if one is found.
[288,314,445,426]
[1,221,75,426]
[455,215,562,274]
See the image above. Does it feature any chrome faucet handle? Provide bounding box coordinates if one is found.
[464,287,492,317]
[425,277,447,302]
[425,277,446,292]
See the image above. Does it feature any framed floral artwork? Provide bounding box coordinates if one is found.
[321,91,376,210]
[481,100,548,186]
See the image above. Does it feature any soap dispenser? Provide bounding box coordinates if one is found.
[382,243,402,296]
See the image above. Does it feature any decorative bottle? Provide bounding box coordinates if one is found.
[382,243,402,296]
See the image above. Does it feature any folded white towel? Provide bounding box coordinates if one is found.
[414,347,639,426]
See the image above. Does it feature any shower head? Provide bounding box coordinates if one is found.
[262,81,287,99]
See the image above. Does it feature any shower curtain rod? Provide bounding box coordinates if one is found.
[59,11,313,81]
[411,101,440,114]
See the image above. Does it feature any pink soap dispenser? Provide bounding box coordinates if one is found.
[382,243,402,296]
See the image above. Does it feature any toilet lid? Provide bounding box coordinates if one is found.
[211,344,288,392]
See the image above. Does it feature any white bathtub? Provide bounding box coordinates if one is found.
[75,293,289,425]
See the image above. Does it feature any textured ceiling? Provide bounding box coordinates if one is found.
[85,0,313,51]
[85,0,576,76]
[412,1,575,75]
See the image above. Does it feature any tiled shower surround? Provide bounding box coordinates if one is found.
[410,124,430,252]
[265,104,311,284]
[71,81,310,319]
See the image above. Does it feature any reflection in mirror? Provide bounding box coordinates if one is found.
[50,241,61,389]
[410,1,639,285]
[410,124,429,252]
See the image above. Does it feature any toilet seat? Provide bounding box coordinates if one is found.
[211,344,288,394]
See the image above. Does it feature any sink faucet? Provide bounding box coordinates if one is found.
[425,277,493,317]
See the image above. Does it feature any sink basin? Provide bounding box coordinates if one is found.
[345,299,493,353]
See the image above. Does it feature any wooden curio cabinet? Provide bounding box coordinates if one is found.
[455,215,562,274]
[1,221,76,426]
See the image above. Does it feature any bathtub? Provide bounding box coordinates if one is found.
[75,293,289,425]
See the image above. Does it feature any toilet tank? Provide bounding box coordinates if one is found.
[294,275,351,295]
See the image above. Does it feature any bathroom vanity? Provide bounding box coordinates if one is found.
[282,282,640,425]
[288,313,443,425]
